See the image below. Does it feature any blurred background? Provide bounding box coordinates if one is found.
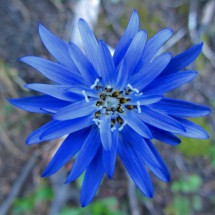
[0,0,215,214]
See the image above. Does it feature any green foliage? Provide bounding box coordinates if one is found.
[171,174,202,193]
[177,118,212,157]
[60,197,125,215]
[165,175,203,214]
[12,182,54,214]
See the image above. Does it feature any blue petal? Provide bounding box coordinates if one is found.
[142,28,173,64]
[128,95,162,105]
[67,86,98,98]
[98,40,117,86]
[114,10,139,67]
[144,139,171,182]
[139,107,186,133]
[8,95,70,114]
[80,147,104,207]
[66,127,100,183]
[27,116,93,144]
[174,117,209,139]
[118,137,154,197]
[78,19,100,74]
[25,84,82,102]
[99,115,112,150]
[122,127,170,182]
[123,30,147,76]
[20,56,84,85]
[102,130,118,178]
[120,111,152,139]
[148,125,181,145]
[144,71,197,95]
[129,53,171,90]
[38,23,78,71]
[41,127,90,177]
[68,42,98,85]
[54,100,96,120]
[149,98,210,117]
[115,60,128,90]
[161,43,203,75]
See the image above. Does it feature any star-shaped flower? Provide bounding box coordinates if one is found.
[9,10,210,206]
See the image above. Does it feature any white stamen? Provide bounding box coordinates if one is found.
[118,121,127,131]
[137,101,141,113]
[111,126,116,132]
[82,90,89,102]
[90,78,99,89]
[127,84,139,93]
[92,118,101,126]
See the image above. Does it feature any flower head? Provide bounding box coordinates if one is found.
[9,10,210,206]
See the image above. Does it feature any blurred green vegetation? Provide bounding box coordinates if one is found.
[11,182,54,214]
[165,175,203,215]
[177,118,215,167]
[60,197,125,215]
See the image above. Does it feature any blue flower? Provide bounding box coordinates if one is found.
[9,10,210,206]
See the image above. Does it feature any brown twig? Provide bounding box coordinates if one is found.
[126,173,141,215]
[0,151,40,215]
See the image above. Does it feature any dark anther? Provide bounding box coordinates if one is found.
[116,116,124,125]
[119,98,127,104]
[116,106,124,113]
[125,105,133,110]
[95,85,101,91]
[96,101,103,106]
[112,91,119,97]
[105,87,113,92]
[94,111,101,118]
[111,119,116,125]
[99,94,106,100]
[125,89,131,95]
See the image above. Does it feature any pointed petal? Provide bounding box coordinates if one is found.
[122,127,170,182]
[80,147,104,207]
[115,60,128,90]
[144,139,171,182]
[142,28,173,63]
[149,98,210,117]
[103,130,118,178]
[139,107,185,133]
[174,117,209,139]
[66,127,100,182]
[118,137,154,197]
[54,100,96,120]
[25,84,82,102]
[162,43,203,75]
[144,71,197,95]
[148,125,181,145]
[20,56,83,85]
[99,115,112,150]
[68,42,98,85]
[114,10,139,67]
[38,23,78,71]
[78,19,100,74]
[129,53,171,90]
[98,40,116,86]
[41,127,90,177]
[27,116,93,144]
[121,111,152,139]
[123,30,147,76]
[8,95,70,114]
[128,95,162,105]
[40,116,94,142]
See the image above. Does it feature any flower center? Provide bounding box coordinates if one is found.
[90,79,139,130]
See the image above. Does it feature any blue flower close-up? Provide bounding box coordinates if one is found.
[9,10,210,207]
